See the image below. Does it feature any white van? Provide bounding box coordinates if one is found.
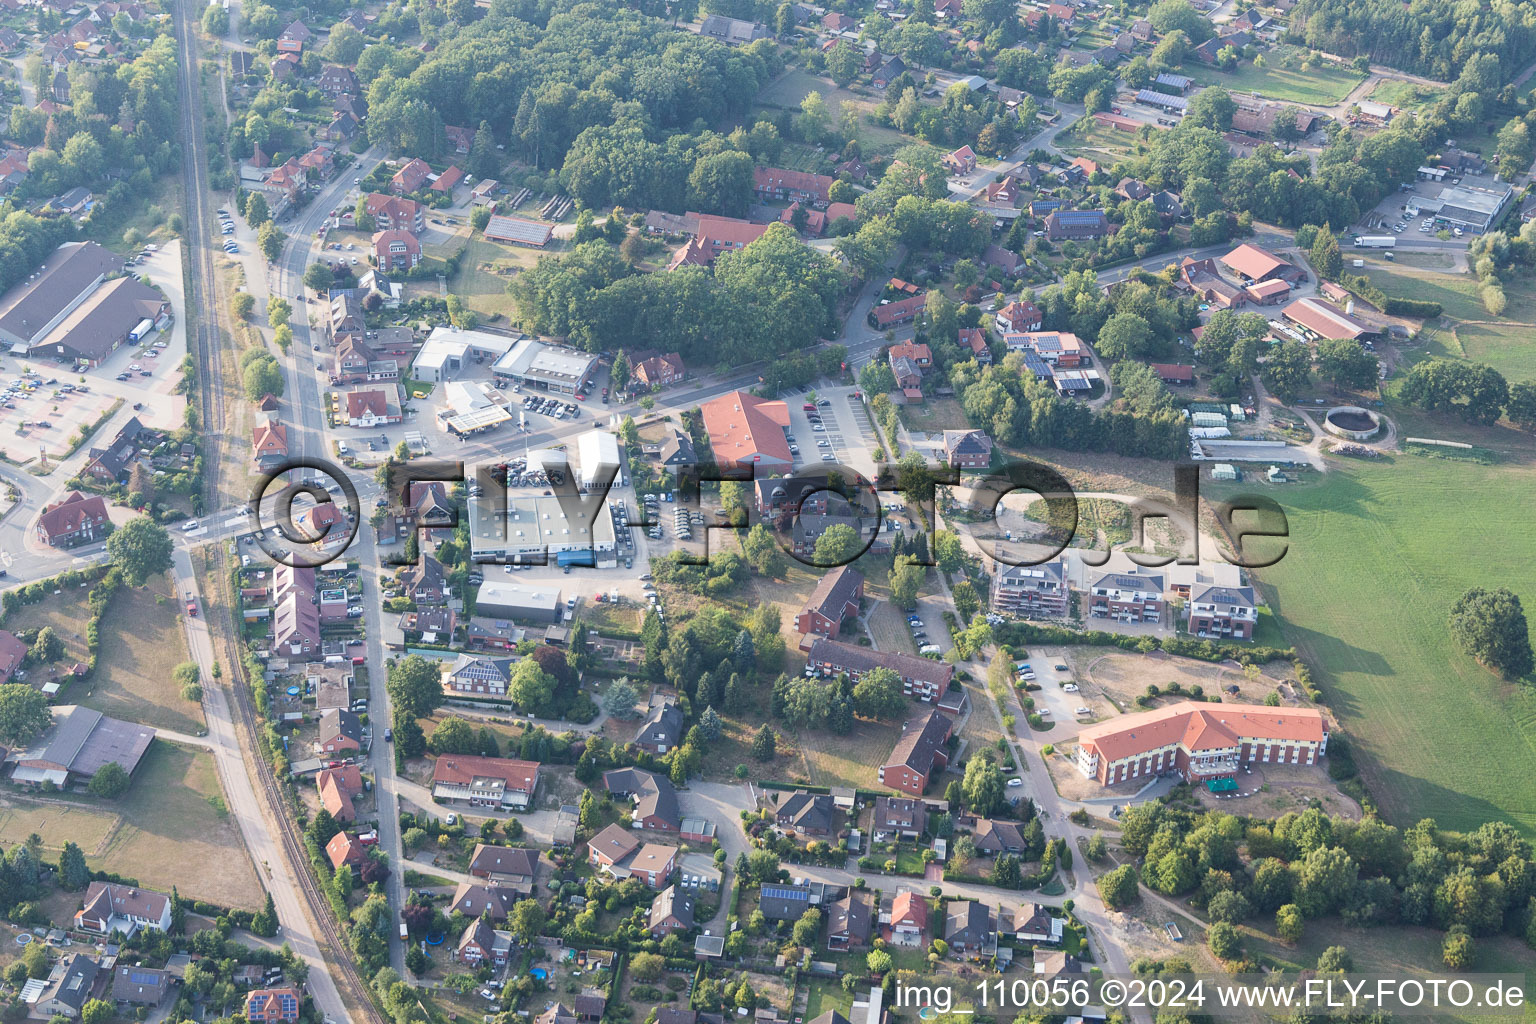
[918,644,941,655]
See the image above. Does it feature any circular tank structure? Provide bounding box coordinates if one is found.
[1324,405,1382,440]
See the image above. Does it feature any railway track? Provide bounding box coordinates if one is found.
[226,653,387,1024]
[169,0,226,505]
[169,3,385,1020]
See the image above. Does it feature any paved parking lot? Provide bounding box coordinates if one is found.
[1015,653,1109,738]
[0,245,188,462]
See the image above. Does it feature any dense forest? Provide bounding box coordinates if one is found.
[1289,0,1536,84]
[508,225,846,365]
[362,1,780,180]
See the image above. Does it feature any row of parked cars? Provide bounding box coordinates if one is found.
[523,394,580,420]
[217,209,239,255]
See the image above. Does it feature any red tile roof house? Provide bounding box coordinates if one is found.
[942,429,992,469]
[959,327,992,364]
[795,565,864,647]
[0,629,26,684]
[431,754,541,809]
[252,420,288,469]
[390,158,432,194]
[753,167,835,205]
[870,292,927,329]
[373,229,422,273]
[675,214,772,265]
[246,988,301,1022]
[995,300,1043,333]
[1089,570,1165,623]
[365,193,425,232]
[36,491,110,548]
[807,637,955,703]
[430,165,463,194]
[325,831,368,870]
[888,340,933,369]
[317,764,363,822]
[632,351,685,389]
[344,387,402,427]
[877,709,953,796]
[887,890,929,946]
[943,145,977,175]
[1076,701,1328,786]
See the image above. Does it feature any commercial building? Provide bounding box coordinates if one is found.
[1076,701,1328,785]
[411,326,520,383]
[0,241,122,351]
[1426,182,1513,233]
[576,430,623,492]
[467,493,618,566]
[700,389,791,470]
[31,275,170,366]
[473,580,563,622]
[436,379,512,436]
[1280,297,1375,342]
[490,337,599,394]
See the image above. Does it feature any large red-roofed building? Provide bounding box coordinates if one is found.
[699,389,791,470]
[1076,701,1328,786]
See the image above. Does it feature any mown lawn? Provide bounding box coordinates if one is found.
[1219,455,1536,837]
[1180,46,1366,106]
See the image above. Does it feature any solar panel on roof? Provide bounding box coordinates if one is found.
[762,885,808,899]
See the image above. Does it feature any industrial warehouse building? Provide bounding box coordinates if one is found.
[474,581,564,623]
[466,492,618,567]
[0,242,170,365]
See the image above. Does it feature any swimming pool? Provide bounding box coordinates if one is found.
[529,968,548,981]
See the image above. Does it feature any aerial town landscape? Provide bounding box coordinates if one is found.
[0,0,1528,1021]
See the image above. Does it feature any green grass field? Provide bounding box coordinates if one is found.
[1355,260,1536,380]
[1242,921,1536,1024]
[755,69,908,158]
[0,743,261,908]
[1224,455,1536,837]
[1367,79,1437,112]
[1054,117,1145,163]
[1181,46,1366,106]
[447,235,546,326]
[85,580,204,734]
